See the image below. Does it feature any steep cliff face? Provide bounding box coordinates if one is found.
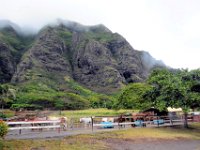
[0,26,30,83]
[0,42,15,83]
[0,21,165,93]
[12,26,72,83]
[70,29,146,92]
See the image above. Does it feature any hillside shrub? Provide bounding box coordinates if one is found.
[0,121,8,139]
[0,113,6,119]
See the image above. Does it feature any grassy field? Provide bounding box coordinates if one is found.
[1,108,137,119]
[50,108,137,118]
[1,109,15,118]
[2,123,200,150]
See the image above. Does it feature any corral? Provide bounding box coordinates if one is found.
[5,110,200,139]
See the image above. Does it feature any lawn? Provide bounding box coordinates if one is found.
[50,108,137,118]
[1,109,15,118]
[2,123,200,150]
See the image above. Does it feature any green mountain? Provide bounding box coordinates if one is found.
[0,20,165,109]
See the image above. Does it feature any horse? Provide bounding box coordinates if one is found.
[60,117,67,130]
[117,115,126,128]
[80,117,92,128]
[102,117,115,122]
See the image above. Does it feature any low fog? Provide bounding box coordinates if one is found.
[141,51,166,70]
[0,19,39,36]
[0,19,105,36]
[1,0,200,69]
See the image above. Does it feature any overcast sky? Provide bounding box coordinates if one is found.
[0,0,200,69]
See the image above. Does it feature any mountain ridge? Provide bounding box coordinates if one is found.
[0,20,166,94]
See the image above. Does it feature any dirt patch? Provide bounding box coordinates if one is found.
[104,138,200,150]
[31,146,46,150]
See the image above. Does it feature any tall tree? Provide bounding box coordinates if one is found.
[114,83,152,110]
[146,69,200,128]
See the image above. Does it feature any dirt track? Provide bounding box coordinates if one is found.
[6,123,183,140]
[5,127,118,140]
[6,130,200,150]
[106,138,200,150]
[5,124,200,150]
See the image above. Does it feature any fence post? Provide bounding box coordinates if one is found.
[157,116,159,127]
[91,116,94,132]
[170,119,172,126]
[58,127,60,133]
[19,129,21,134]
[19,124,22,134]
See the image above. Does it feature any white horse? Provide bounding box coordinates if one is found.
[80,117,92,128]
[102,117,114,122]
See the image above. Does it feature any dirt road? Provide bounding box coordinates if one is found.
[5,126,200,150]
[106,138,200,150]
[5,127,118,140]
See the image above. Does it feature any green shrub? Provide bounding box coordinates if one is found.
[11,104,43,110]
[0,113,6,119]
[63,93,90,110]
[0,121,8,139]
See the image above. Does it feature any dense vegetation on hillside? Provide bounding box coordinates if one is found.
[0,80,116,110]
[1,68,200,114]
[0,20,165,110]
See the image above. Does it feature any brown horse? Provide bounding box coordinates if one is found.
[117,114,127,128]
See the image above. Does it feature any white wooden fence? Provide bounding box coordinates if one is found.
[6,120,61,134]
[6,117,194,134]
[92,118,193,128]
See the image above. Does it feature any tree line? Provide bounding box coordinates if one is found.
[115,68,200,128]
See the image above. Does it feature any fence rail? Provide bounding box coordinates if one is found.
[6,120,61,133]
[93,119,192,127]
[9,125,61,130]
[7,120,60,125]
[6,115,200,135]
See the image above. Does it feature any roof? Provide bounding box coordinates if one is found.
[167,107,182,112]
